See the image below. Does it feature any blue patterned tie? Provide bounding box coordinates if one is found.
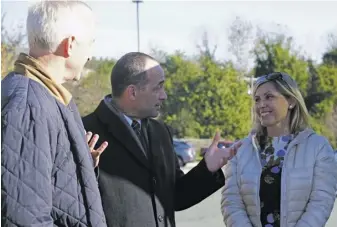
[131,120,141,138]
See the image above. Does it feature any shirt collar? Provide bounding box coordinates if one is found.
[104,94,142,127]
[123,114,141,126]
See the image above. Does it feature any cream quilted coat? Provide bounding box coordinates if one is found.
[221,128,337,227]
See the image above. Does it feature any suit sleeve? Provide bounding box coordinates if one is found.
[295,139,337,227]
[163,124,225,211]
[174,158,225,211]
[1,109,53,226]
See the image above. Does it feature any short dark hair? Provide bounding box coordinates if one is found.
[111,52,157,98]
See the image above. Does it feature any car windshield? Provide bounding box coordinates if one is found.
[173,140,191,148]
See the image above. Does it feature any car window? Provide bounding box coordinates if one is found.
[173,140,191,148]
[218,142,233,148]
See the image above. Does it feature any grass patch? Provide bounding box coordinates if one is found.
[196,154,203,161]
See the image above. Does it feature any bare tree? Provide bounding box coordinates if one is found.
[1,12,26,76]
[327,32,337,51]
[197,31,217,60]
[149,46,167,64]
[323,32,337,65]
[228,16,253,73]
[1,13,26,46]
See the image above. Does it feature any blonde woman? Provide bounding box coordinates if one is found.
[221,72,337,227]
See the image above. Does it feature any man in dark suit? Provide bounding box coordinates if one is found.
[82,52,241,227]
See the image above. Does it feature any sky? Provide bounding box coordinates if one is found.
[1,0,337,65]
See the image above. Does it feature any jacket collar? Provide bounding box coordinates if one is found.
[248,128,315,151]
[94,96,150,170]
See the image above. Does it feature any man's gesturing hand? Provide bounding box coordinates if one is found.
[204,131,242,172]
[86,131,108,168]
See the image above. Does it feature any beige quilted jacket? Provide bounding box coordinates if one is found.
[221,129,337,227]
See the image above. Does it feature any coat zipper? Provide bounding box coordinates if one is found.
[255,139,293,227]
[253,143,263,227]
[256,131,310,227]
[280,142,297,227]
[280,153,287,227]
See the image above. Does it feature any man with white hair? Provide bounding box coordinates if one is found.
[1,1,107,226]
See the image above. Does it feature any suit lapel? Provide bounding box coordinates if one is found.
[146,120,171,181]
[94,100,150,170]
[141,119,149,151]
[147,121,156,156]
[146,121,165,168]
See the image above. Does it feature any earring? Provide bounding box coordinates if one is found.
[289,105,293,109]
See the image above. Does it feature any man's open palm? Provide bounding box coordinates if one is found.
[86,131,108,168]
[204,131,242,172]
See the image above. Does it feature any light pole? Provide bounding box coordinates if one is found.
[247,75,258,120]
[132,0,143,52]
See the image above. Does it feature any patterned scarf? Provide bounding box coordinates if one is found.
[14,53,72,106]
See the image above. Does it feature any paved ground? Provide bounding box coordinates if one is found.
[176,162,337,227]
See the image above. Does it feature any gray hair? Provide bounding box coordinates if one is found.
[27,0,94,52]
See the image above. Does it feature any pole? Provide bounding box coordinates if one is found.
[132,0,143,52]
[136,2,140,51]
[250,74,254,120]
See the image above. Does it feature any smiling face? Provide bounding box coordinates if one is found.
[254,82,294,135]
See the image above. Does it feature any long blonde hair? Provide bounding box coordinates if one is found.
[252,72,310,147]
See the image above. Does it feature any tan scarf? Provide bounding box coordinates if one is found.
[14,53,72,106]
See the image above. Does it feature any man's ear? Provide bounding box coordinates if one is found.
[63,36,76,58]
[126,85,137,101]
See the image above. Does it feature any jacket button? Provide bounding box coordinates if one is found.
[152,177,156,185]
[158,214,163,222]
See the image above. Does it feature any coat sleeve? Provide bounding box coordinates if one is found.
[162,124,225,211]
[295,139,337,227]
[174,158,225,211]
[1,108,53,226]
[221,154,253,227]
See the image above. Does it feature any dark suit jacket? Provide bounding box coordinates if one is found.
[82,99,225,227]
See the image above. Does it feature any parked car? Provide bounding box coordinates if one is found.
[173,139,196,167]
[200,140,234,157]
